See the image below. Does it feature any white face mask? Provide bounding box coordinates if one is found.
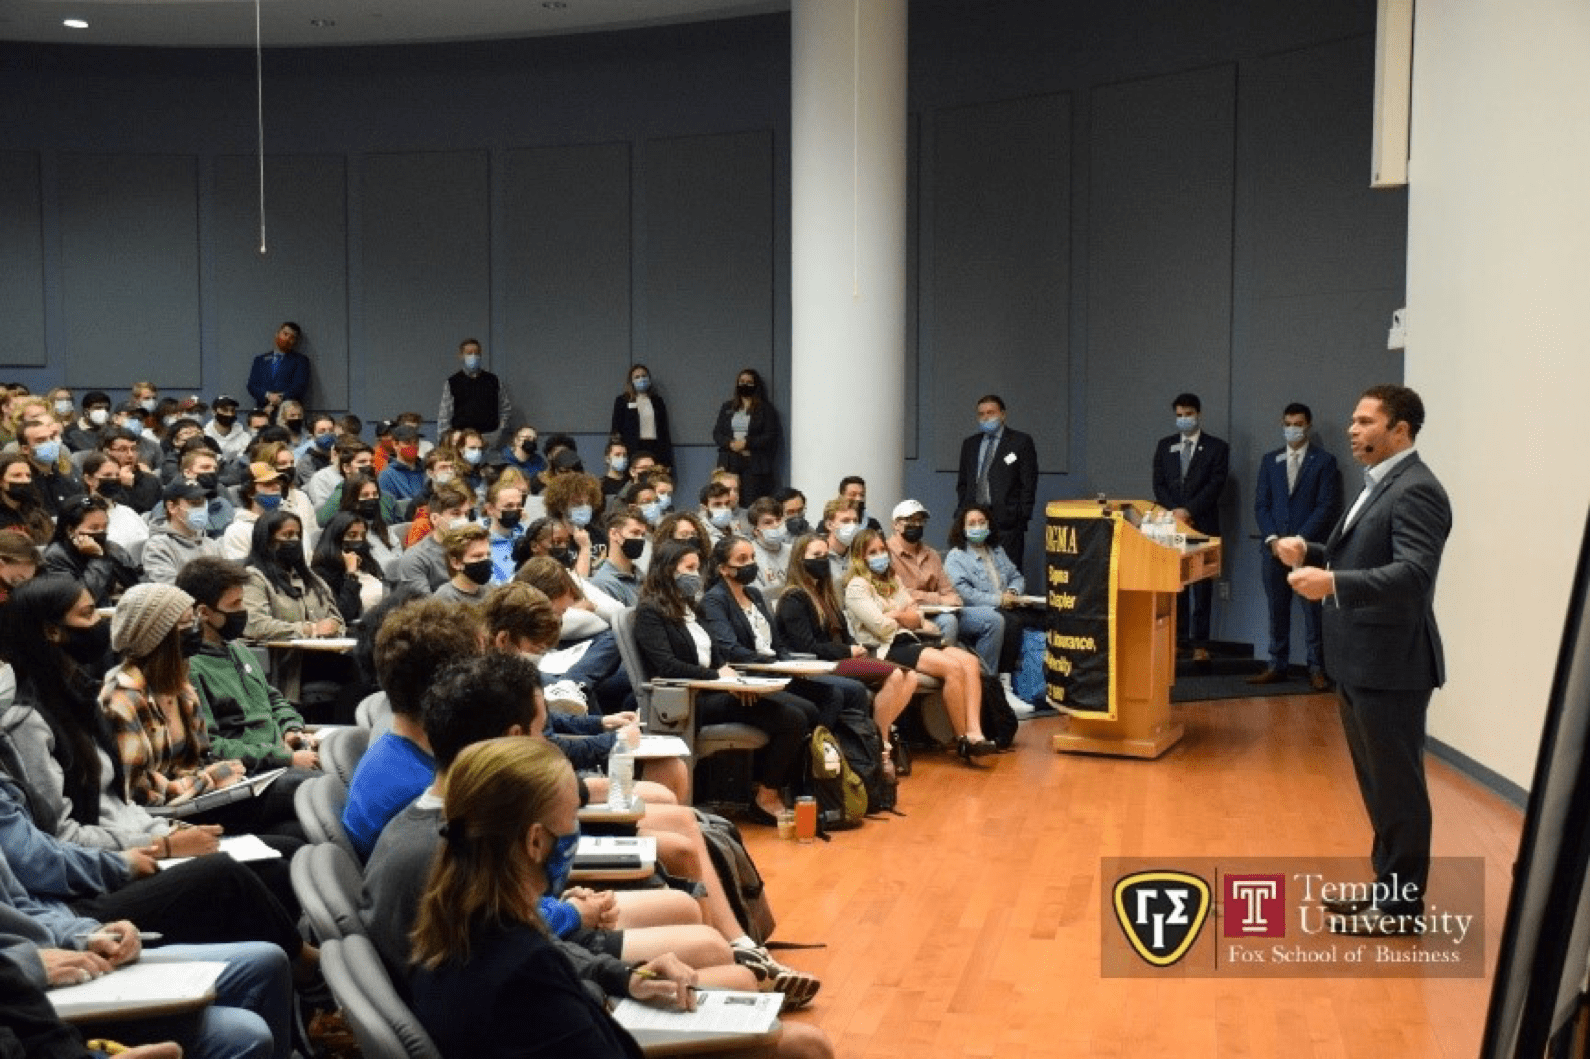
[834,522,860,546]
[88,408,109,426]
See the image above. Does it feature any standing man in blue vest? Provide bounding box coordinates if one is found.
[1251,402,1340,689]
[438,337,515,448]
[246,321,311,415]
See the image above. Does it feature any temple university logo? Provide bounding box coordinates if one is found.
[1223,874,1286,938]
[1112,871,1211,967]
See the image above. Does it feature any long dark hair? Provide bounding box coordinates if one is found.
[726,367,765,413]
[312,512,381,583]
[248,509,310,600]
[947,503,1003,552]
[0,453,52,544]
[0,575,122,826]
[49,494,109,546]
[781,532,842,636]
[639,539,704,623]
[337,473,394,549]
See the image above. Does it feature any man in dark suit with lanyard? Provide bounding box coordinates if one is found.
[955,394,1039,572]
[1278,384,1451,936]
[1151,392,1229,657]
[1251,402,1341,689]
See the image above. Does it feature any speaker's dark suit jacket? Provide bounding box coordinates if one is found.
[1306,452,1449,690]
[954,427,1038,532]
[1151,431,1230,535]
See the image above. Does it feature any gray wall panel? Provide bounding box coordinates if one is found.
[500,142,631,436]
[59,154,201,388]
[213,155,349,409]
[0,152,46,367]
[1085,65,1236,500]
[930,94,1071,473]
[644,130,774,447]
[361,151,490,421]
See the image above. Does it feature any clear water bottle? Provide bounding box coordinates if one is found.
[606,744,635,809]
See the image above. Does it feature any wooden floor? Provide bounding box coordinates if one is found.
[744,694,1524,1059]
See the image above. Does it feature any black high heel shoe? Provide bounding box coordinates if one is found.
[956,736,998,765]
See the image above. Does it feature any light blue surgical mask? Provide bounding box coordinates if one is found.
[1176,415,1199,434]
[708,506,733,529]
[866,551,891,575]
[610,456,628,474]
[1283,425,1307,446]
[463,354,482,373]
[184,506,210,534]
[542,827,580,897]
[31,439,60,464]
[568,504,593,528]
[632,376,651,393]
[966,524,990,545]
[462,448,483,466]
[657,492,673,511]
[759,524,787,547]
[834,522,860,546]
[640,501,663,525]
[978,417,1001,435]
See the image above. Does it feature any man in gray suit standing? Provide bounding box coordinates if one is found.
[1276,384,1451,936]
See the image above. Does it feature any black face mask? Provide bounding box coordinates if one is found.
[620,537,646,562]
[60,621,111,668]
[785,516,811,538]
[461,559,495,586]
[801,557,830,581]
[498,510,522,529]
[732,563,759,586]
[86,532,110,552]
[549,546,575,569]
[179,623,206,658]
[356,498,381,520]
[275,542,303,569]
[195,473,219,495]
[217,609,249,642]
[342,540,369,556]
[737,382,757,398]
[855,503,867,524]
[5,484,33,504]
[901,524,925,544]
[95,481,124,503]
[284,418,303,433]
[214,414,236,429]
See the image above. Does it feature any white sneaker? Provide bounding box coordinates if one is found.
[544,680,589,716]
[1001,674,1033,716]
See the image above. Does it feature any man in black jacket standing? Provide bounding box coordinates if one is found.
[1151,392,1230,656]
[955,394,1039,571]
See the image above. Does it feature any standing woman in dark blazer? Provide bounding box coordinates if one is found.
[633,540,808,825]
[609,364,674,472]
[711,368,781,504]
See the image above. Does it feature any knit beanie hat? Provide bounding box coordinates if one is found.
[111,583,195,658]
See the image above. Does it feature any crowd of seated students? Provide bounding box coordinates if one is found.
[0,362,1050,1057]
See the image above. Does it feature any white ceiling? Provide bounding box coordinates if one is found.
[0,0,789,49]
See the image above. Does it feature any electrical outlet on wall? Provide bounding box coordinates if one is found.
[1217,580,1231,601]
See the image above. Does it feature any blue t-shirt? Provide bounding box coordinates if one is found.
[342,732,435,860]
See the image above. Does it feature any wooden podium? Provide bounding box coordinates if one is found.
[1046,498,1221,759]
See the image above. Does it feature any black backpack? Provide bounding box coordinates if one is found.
[981,673,1019,749]
[693,810,776,944]
[829,711,896,814]
[807,725,867,830]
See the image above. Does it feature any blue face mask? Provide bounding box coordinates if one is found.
[568,504,593,528]
[966,525,990,545]
[977,417,1001,435]
[708,506,733,529]
[542,827,580,897]
[640,501,663,525]
[610,456,628,474]
[1283,425,1307,446]
[256,493,283,510]
[463,354,482,373]
[759,524,787,547]
[32,439,60,464]
[313,433,335,451]
[675,571,703,601]
[657,492,673,511]
[462,448,483,466]
[185,506,210,534]
[632,376,650,393]
[866,551,891,575]
[1176,415,1199,434]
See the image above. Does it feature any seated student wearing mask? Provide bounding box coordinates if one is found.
[394,481,474,595]
[885,499,1004,677]
[175,445,234,539]
[220,462,288,563]
[331,472,403,575]
[482,477,527,583]
[836,475,883,533]
[745,497,790,593]
[96,428,162,514]
[43,495,140,607]
[377,423,427,502]
[500,425,545,479]
[293,412,337,484]
[141,480,220,585]
[307,438,374,521]
[773,487,810,537]
[587,508,647,606]
[81,453,151,566]
[431,523,495,605]
[62,390,112,453]
[201,395,251,466]
[513,555,629,717]
[18,415,84,518]
[820,495,862,592]
[542,471,604,577]
[697,480,736,547]
[309,510,387,623]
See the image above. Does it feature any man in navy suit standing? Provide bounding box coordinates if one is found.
[1278,385,1451,935]
[1151,392,1229,657]
[955,394,1039,573]
[1250,402,1341,689]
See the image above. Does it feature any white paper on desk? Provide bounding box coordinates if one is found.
[575,835,656,860]
[162,832,284,868]
[613,990,781,1039]
[736,659,838,675]
[1011,595,1046,607]
[631,735,691,759]
[281,637,358,650]
[48,960,226,1019]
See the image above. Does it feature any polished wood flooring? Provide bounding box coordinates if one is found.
[746,695,1524,1059]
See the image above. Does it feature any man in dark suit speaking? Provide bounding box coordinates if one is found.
[1151,392,1229,655]
[1252,402,1341,690]
[955,394,1038,571]
[1277,384,1451,936]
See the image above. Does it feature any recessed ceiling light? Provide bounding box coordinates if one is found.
[63,18,88,29]
[542,2,567,9]
[309,18,336,27]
